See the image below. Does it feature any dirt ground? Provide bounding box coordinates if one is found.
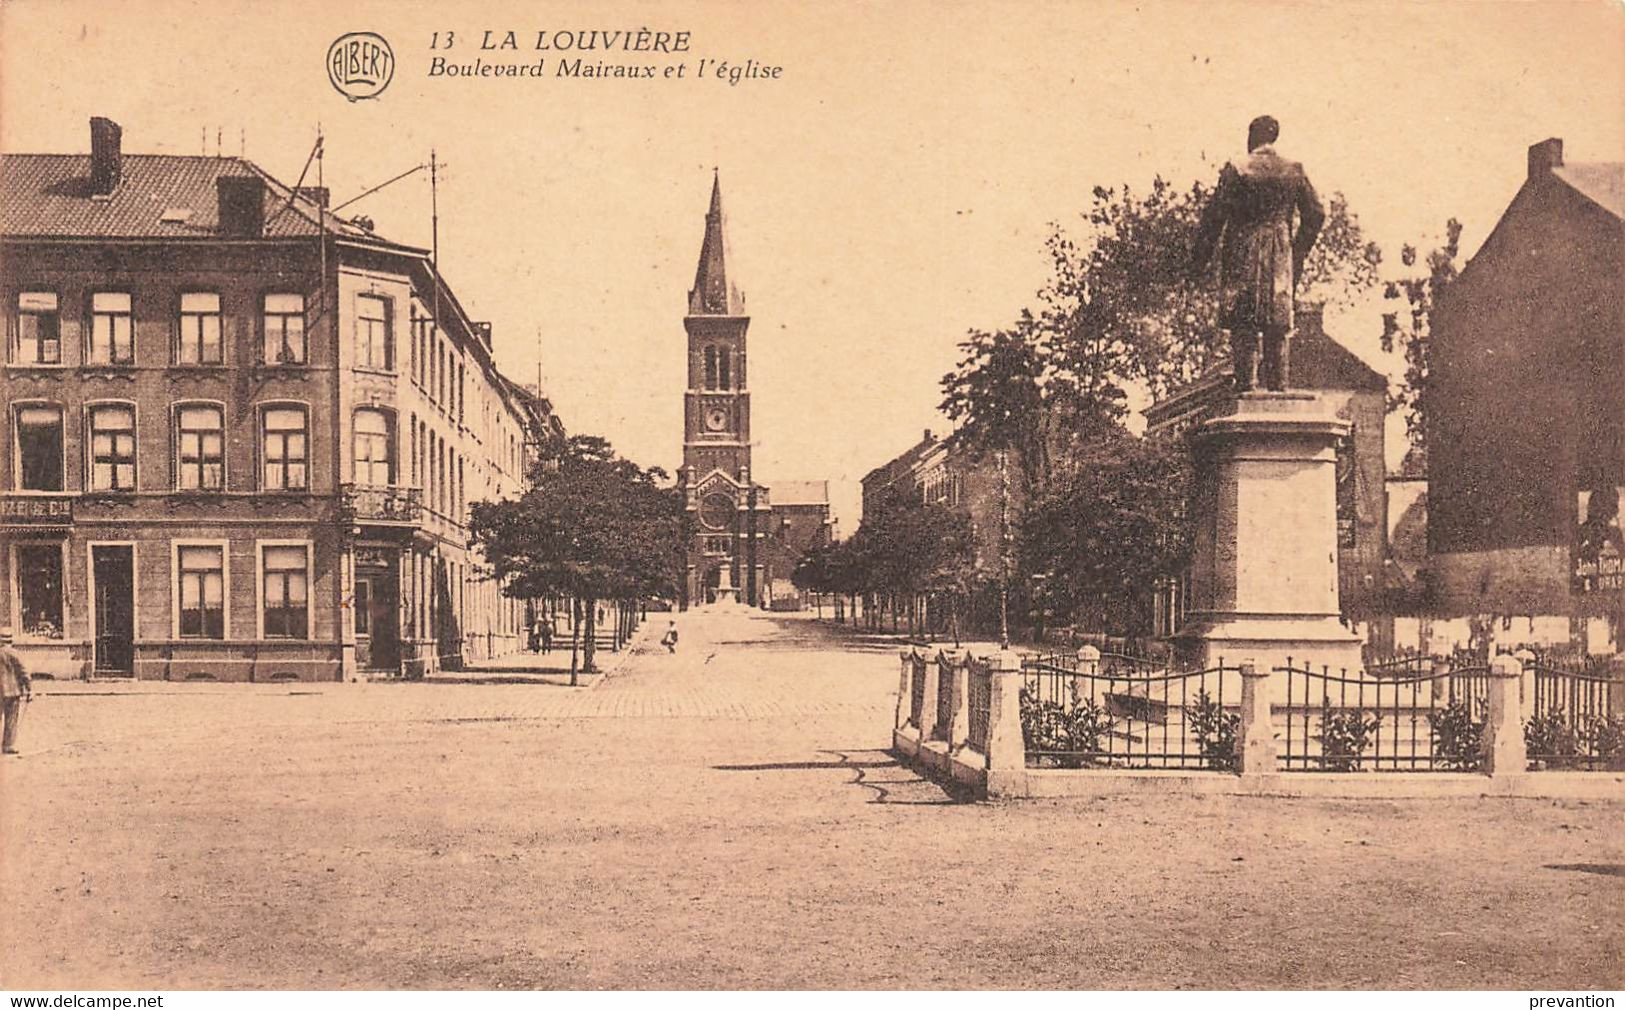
[1,609,1620,990]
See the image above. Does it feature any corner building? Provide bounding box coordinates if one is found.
[0,118,561,681]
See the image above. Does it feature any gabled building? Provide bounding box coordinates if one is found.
[1426,138,1624,653]
[674,174,831,607]
[0,117,560,681]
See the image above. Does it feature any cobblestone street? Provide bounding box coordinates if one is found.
[2,608,1621,989]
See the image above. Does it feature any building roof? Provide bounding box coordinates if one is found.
[0,152,383,241]
[1554,162,1625,221]
[687,172,746,316]
[861,430,940,488]
[768,480,829,506]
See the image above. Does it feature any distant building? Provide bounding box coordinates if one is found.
[675,175,831,607]
[1426,137,1624,654]
[0,117,560,681]
[859,429,1015,635]
[1144,304,1390,638]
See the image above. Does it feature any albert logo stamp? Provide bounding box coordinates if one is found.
[327,32,395,101]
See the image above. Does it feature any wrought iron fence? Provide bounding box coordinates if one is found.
[907,649,927,731]
[1276,661,1490,772]
[1020,652,1239,770]
[1526,663,1623,769]
[934,651,957,741]
[966,656,992,754]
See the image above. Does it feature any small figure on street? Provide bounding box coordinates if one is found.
[0,627,33,756]
[1190,114,1325,392]
[661,621,679,654]
[527,618,541,654]
[539,620,554,655]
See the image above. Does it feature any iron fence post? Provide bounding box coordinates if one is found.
[1237,660,1275,777]
[985,649,1028,797]
[1483,654,1527,777]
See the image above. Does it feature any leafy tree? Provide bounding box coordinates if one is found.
[1021,430,1194,637]
[467,434,686,684]
[1380,218,1463,469]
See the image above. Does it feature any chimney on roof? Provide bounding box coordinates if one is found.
[1528,137,1563,179]
[295,186,329,208]
[89,117,122,195]
[216,176,266,237]
[924,429,934,443]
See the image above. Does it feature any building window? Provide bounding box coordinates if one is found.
[356,293,392,370]
[354,579,371,635]
[16,544,64,639]
[89,292,134,364]
[704,345,718,390]
[262,407,309,491]
[177,292,223,365]
[262,545,309,639]
[354,408,393,486]
[177,545,225,639]
[430,339,440,403]
[176,404,225,490]
[436,341,445,405]
[718,348,731,390]
[14,292,60,364]
[15,405,64,491]
[88,404,136,491]
[263,293,306,364]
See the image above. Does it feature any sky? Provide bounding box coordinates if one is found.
[3,0,1623,530]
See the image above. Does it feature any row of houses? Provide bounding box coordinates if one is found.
[0,117,565,682]
[859,136,1623,658]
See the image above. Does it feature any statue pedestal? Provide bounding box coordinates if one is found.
[1174,392,1362,679]
[713,566,741,607]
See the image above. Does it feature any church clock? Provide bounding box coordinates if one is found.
[704,406,730,432]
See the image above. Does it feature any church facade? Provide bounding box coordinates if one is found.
[676,176,832,608]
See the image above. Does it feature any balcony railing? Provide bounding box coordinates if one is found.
[339,484,422,525]
[0,492,74,526]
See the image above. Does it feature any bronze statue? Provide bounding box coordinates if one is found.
[1191,115,1325,392]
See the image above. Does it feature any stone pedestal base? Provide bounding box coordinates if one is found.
[1174,390,1362,679]
[1174,615,1363,678]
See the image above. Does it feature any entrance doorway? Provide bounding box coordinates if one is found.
[355,571,400,672]
[92,545,134,675]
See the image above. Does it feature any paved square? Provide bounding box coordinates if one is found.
[1,609,1620,989]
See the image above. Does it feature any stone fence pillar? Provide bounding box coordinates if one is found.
[918,648,941,739]
[947,651,970,751]
[895,650,914,731]
[1074,645,1100,705]
[1483,654,1527,777]
[984,649,1028,798]
[1236,660,1275,777]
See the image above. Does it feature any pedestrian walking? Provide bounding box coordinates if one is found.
[0,627,33,756]
[660,621,679,654]
[540,621,554,655]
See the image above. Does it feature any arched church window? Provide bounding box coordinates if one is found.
[718,348,732,390]
[704,346,718,389]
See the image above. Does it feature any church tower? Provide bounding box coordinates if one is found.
[679,174,767,606]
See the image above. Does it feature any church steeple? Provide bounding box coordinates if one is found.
[688,171,746,317]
